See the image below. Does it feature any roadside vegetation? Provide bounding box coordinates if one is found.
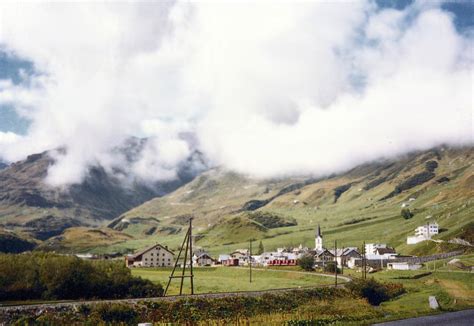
[0,253,162,301]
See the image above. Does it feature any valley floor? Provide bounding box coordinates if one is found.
[131,266,338,295]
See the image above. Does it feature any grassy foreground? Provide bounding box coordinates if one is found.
[132,266,336,295]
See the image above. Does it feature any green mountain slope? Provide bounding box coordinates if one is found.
[104,146,473,256]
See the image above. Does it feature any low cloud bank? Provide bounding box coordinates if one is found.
[0,1,472,185]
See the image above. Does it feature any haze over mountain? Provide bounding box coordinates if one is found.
[0,138,206,243]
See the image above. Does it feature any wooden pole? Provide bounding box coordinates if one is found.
[363,241,366,279]
[341,246,344,275]
[164,218,194,296]
[334,240,338,287]
[179,228,190,295]
[189,218,194,295]
[249,239,253,283]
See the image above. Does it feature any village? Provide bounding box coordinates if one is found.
[123,222,445,272]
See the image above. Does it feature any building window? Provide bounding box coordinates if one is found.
[163,253,165,257]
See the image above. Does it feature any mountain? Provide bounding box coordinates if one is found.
[108,146,473,256]
[0,142,205,249]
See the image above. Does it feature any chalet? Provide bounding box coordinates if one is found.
[329,247,361,267]
[193,253,216,267]
[217,254,230,264]
[374,247,397,258]
[125,243,174,268]
[312,249,334,266]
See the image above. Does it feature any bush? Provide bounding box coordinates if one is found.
[323,262,341,274]
[346,278,405,306]
[401,208,413,219]
[0,252,163,301]
[298,254,315,271]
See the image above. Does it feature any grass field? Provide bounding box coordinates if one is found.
[132,266,337,295]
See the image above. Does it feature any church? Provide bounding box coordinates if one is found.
[313,224,362,267]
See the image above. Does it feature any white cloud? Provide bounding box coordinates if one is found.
[0,1,472,185]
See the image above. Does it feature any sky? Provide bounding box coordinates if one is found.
[0,0,472,186]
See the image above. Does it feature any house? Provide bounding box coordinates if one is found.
[292,244,309,255]
[374,247,397,259]
[230,249,249,259]
[407,222,439,244]
[329,247,361,267]
[230,249,250,265]
[193,253,216,266]
[125,243,174,268]
[415,222,439,237]
[217,254,230,264]
[312,249,334,266]
[387,262,422,270]
[365,243,387,255]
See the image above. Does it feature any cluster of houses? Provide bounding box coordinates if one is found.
[125,225,422,271]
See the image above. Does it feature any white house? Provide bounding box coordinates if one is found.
[125,243,174,268]
[407,222,439,244]
[365,243,387,255]
[415,222,439,237]
[387,262,422,270]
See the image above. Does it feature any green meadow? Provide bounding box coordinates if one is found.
[131,266,337,295]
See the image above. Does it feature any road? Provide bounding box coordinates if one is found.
[374,309,474,326]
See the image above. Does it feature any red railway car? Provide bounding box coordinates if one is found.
[267,259,298,266]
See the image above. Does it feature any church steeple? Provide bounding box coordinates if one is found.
[315,224,323,250]
[316,224,321,237]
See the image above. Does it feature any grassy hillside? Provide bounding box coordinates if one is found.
[98,146,473,257]
[37,227,133,253]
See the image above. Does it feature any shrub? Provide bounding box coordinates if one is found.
[346,278,405,306]
[323,262,341,274]
[93,303,138,324]
[298,254,315,271]
[401,208,413,219]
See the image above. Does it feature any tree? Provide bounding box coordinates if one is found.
[401,208,413,219]
[298,254,314,271]
[323,261,340,274]
[257,241,264,255]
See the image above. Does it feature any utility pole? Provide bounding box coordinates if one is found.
[341,246,344,275]
[189,218,194,294]
[362,241,366,280]
[249,239,253,283]
[164,217,194,296]
[334,240,338,287]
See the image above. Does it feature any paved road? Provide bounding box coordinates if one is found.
[374,309,474,326]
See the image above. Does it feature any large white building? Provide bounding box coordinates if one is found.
[125,243,175,268]
[407,222,439,244]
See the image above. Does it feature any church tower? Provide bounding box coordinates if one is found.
[315,224,323,250]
